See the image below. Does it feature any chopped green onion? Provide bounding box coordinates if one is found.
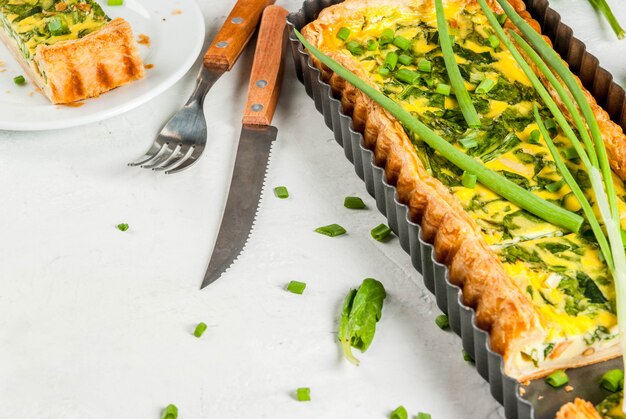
[417,59,432,72]
[367,39,379,51]
[544,118,557,134]
[475,78,495,94]
[287,280,307,295]
[380,28,395,45]
[562,146,579,160]
[371,224,392,241]
[294,29,584,233]
[344,196,366,209]
[378,67,390,77]
[436,83,451,96]
[296,387,311,401]
[392,35,411,51]
[390,406,408,419]
[47,16,70,36]
[546,179,565,193]
[496,13,507,25]
[193,322,207,337]
[274,186,289,199]
[315,224,347,237]
[417,413,432,419]
[435,314,450,330]
[117,223,129,231]
[107,0,124,4]
[337,27,350,41]
[528,129,541,144]
[346,40,365,56]
[395,68,420,84]
[13,75,25,85]
[622,229,626,248]
[462,349,474,363]
[462,171,477,188]
[459,136,478,149]
[435,0,480,127]
[545,370,569,387]
[600,369,624,392]
[383,52,398,70]
[161,404,178,419]
[398,54,413,66]
[487,34,500,49]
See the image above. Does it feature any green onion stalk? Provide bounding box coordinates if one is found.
[293,30,583,233]
[490,0,626,411]
[588,0,625,40]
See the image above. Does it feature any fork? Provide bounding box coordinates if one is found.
[129,0,275,174]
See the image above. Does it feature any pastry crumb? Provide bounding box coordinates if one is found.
[144,63,154,69]
[172,9,182,15]
[538,395,544,400]
[521,380,530,386]
[564,385,574,392]
[519,387,526,396]
[61,102,85,108]
[137,34,150,46]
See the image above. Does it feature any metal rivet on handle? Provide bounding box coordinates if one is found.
[251,104,264,112]
[231,17,244,24]
[255,80,268,88]
[216,41,228,48]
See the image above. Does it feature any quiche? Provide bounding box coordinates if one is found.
[301,0,626,381]
[557,394,623,418]
[0,0,144,103]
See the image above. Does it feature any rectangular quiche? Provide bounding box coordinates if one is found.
[0,0,145,103]
[301,0,626,381]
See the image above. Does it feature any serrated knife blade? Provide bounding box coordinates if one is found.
[201,5,288,289]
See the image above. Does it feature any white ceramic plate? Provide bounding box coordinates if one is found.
[0,0,205,131]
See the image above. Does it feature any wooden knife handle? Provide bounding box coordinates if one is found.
[204,0,276,72]
[242,5,288,126]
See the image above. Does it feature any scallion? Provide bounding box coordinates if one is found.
[417,59,432,73]
[395,68,420,84]
[390,406,408,419]
[367,39,379,51]
[435,0,481,127]
[459,136,478,149]
[117,223,129,231]
[380,28,395,45]
[528,129,540,144]
[487,34,500,49]
[345,40,365,56]
[392,35,411,51]
[337,27,350,41]
[107,0,123,5]
[296,387,311,401]
[383,52,398,71]
[371,224,392,241]
[600,369,624,392]
[462,349,474,363]
[287,280,307,294]
[161,404,178,419]
[314,223,346,237]
[193,322,207,337]
[13,75,25,85]
[294,29,583,232]
[588,0,625,40]
[435,314,450,330]
[462,171,477,188]
[475,78,495,94]
[417,413,432,419]
[545,179,565,193]
[344,196,366,209]
[378,67,390,77]
[274,186,289,199]
[545,370,569,387]
[398,54,413,66]
[562,146,579,160]
[496,13,507,25]
[436,83,451,96]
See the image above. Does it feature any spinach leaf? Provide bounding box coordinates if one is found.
[338,278,386,365]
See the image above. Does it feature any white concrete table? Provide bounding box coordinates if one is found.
[1,0,624,417]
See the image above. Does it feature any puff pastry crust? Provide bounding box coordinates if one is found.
[302,0,626,381]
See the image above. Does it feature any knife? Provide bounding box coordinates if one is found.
[201,5,289,289]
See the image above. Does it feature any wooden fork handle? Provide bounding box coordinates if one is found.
[242,5,288,126]
[204,0,276,72]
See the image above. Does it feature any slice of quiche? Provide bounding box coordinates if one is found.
[0,0,144,103]
[301,0,626,381]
